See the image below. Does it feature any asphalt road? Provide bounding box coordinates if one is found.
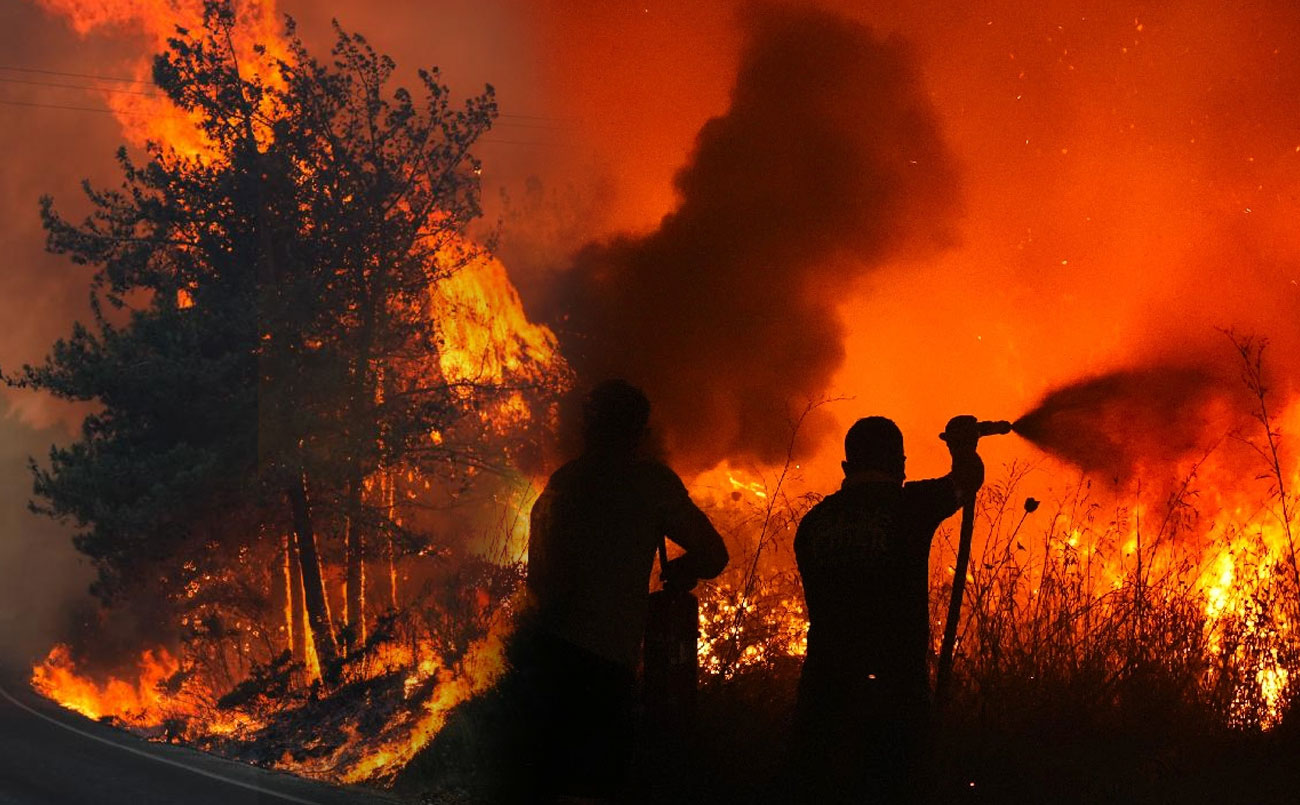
[0,672,403,805]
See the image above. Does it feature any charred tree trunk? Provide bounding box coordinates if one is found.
[270,531,289,655]
[343,478,365,654]
[383,470,399,610]
[387,536,399,611]
[287,532,308,667]
[343,263,383,653]
[287,475,340,683]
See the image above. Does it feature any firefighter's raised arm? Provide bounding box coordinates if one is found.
[942,414,986,504]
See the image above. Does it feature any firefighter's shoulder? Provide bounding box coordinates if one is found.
[630,458,690,495]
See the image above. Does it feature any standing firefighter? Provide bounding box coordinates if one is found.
[516,379,729,802]
[791,415,985,803]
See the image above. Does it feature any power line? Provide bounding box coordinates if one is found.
[0,75,162,97]
[479,138,573,148]
[496,112,576,124]
[0,64,149,85]
[0,97,125,115]
[494,119,574,132]
[0,82,569,131]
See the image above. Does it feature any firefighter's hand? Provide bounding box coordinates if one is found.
[942,415,981,455]
[661,556,699,592]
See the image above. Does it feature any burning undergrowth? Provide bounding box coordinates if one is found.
[31,551,528,779]
[212,594,519,785]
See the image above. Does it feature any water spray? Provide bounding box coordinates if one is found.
[932,367,1232,707]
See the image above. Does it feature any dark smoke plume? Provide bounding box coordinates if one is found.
[1014,366,1247,483]
[555,4,960,469]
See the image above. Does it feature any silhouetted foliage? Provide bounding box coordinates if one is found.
[5,1,553,673]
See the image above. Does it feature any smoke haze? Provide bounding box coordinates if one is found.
[523,0,1300,483]
[0,420,92,669]
[556,4,960,469]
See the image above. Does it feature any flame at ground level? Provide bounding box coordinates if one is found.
[339,607,513,784]
[26,457,1300,786]
[28,607,512,781]
[689,446,1300,733]
[31,644,181,727]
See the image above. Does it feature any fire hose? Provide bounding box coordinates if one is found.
[934,418,1013,710]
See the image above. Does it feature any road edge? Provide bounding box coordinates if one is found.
[0,677,410,805]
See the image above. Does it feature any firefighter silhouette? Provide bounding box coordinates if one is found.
[791,415,985,803]
[514,379,728,802]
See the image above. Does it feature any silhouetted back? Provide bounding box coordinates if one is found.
[795,475,959,691]
[789,414,984,804]
[528,452,716,667]
[511,379,726,801]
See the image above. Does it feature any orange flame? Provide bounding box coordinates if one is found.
[34,0,289,158]
[433,253,562,393]
[31,644,181,726]
[339,607,514,783]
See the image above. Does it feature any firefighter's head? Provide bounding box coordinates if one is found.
[582,379,651,454]
[843,416,905,483]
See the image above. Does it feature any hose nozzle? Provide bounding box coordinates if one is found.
[939,418,1013,443]
[977,419,1013,437]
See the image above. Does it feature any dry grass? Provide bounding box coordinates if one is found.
[682,343,1300,801]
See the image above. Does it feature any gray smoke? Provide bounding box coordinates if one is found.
[0,419,93,671]
[554,3,961,470]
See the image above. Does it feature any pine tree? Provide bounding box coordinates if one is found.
[7,1,536,683]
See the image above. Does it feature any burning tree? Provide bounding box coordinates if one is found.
[8,0,563,754]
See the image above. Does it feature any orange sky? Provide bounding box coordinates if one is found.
[3,0,1300,500]
[523,0,1300,484]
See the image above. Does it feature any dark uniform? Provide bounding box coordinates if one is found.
[517,451,727,800]
[792,473,963,803]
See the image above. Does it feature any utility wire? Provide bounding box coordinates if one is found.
[0,75,162,97]
[479,139,573,148]
[0,79,570,130]
[0,63,148,84]
[0,97,127,115]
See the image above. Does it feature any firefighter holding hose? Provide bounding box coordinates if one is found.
[790,415,988,803]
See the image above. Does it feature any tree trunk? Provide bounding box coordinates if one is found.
[384,470,398,610]
[343,267,382,651]
[270,532,289,655]
[287,475,340,683]
[387,537,398,611]
[287,532,308,668]
[343,477,366,654]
